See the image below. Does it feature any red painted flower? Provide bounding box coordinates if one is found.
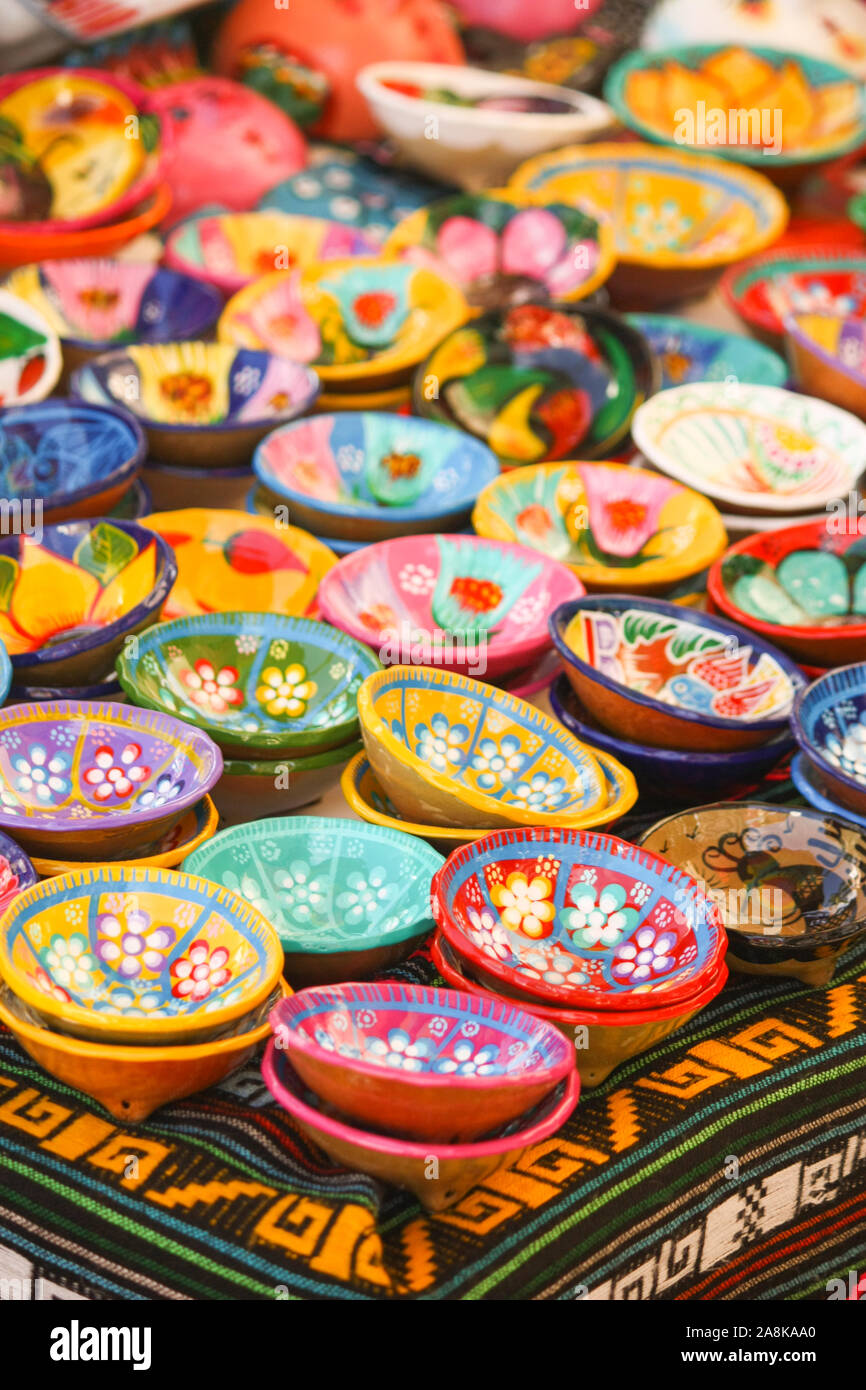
[353,291,396,328]
[180,659,244,715]
[83,743,150,801]
[170,940,232,1001]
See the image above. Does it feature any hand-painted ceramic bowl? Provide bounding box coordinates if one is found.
[318,535,583,680]
[32,795,218,877]
[790,751,866,833]
[785,312,866,420]
[357,665,610,830]
[245,483,366,553]
[0,826,37,915]
[116,612,379,759]
[632,382,866,516]
[218,260,469,391]
[550,595,804,753]
[144,462,254,515]
[550,675,792,803]
[0,184,172,273]
[721,247,866,346]
[252,412,499,542]
[262,1042,579,1210]
[384,189,615,307]
[509,142,788,309]
[71,343,321,469]
[472,460,728,593]
[165,211,376,295]
[0,399,145,525]
[639,803,866,987]
[356,61,615,190]
[269,981,574,1142]
[0,288,62,405]
[257,150,447,241]
[141,510,336,623]
[626,313,788,390]
[431,827,727,1012]
[0,519,176,687]
[708,519,866,667]
[413,302,657,466]
[792,664,866,818]
[183,815,441,987]
[0,700,222,858]
[212,737,363,827]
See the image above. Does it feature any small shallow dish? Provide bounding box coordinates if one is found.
[183,816,441,988]
[269,981,574,1143]
[790,751,866,833]
[431,826,727,1012]
[319,535,583,680]
[0,184,171,273]
[357,665,608,831]
[262,1042,579,1210]
[116,611,379,759]
[550,595,804,753]
[253,412,499,542]
[633,381,866,516]
[0,864,284,1046]
[0,700,222,858]
[213,738,363,827]
[626,313,788,390]
[792,663,866,818]
[31,795,218,877]
[640,802,866,987]
[708,518,866,667]
[0,288,62,406]
[141,510,336,624]
[413,302,657,466]
[785,312,866,420]
[71,342,321,469]
[472,460,727,594]
[722,247,866,346]
[0,519,176,687]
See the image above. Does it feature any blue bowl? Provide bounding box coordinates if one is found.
[0,826,37,917]
[790,751,866,832]
[791,663,866,818]
[626,313,788,390]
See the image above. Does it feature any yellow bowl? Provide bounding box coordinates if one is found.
[30,796,219,877]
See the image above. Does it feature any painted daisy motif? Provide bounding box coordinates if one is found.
[10,744,70,804]
[181,659,244,715]
[612,927,677,983]
[96,908,176,979]
[256,664,317,718]
[491,871,555,939]
[82,743,150,801]
[170,940,232,1001]
[414,712,468,773]
[43,933,96,993]
[564,882,639,948]
[471,734,524,789]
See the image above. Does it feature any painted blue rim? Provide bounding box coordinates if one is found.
[0,399,146,519]
[0,641,11,706]
[790,751,866,833]
[625,313,789,387]
[791,662,866,809]
[58,265,224,352]
[9,676,121,702]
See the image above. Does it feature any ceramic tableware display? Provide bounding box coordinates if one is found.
[183,816,442,986]
[0,184,172,274]
[252,412,499,542]
[790,751,866,833]
[472,460,728,594]
[792,663,866,819]
[318,535,583,680]
[0,288,62,405]
[212,738,364,826]
[413,302,657,466]
[784,313,866,420]
[116,611,380,759]
[626,313,788,390]
[71,343,321,469]
[509,142,788,309]
[642,0,866,79]
[31,796,219,878]
[268,981,575,1142]
[639,803,866,987]
[0,519,176,687]
[721,247,866,346]
[0,826,36,915]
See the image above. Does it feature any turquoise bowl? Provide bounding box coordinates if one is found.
[626,314,788,389]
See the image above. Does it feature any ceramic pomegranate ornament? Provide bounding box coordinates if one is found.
[452,0,602,44]
[213,0,465,143]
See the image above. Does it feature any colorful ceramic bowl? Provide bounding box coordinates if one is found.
[252,412,500,542]
[790,751,866,833]
[269,981,574,1142]
[384,189,615,307]
[792,664,866,818]
[183,815,442,987]
[31,795,218,877]
[639,803,866,987]
[632,382,866,516]
[432,825,727,1013]
[708,519,866,667]
[262,1042,579,1210]
[785,312,866,420]
[0,826,37,915]
[245,482,365,552]
[626,313,788,390]
[0,700,222,858]
[472,460,727,594]
[356,61,615,190]
[0,399,145,525]
[144,462,254,515]
[0,288,62,405]
[218,259,469,391]
[550,675,792,803]
[71,343,321,469]
[357,664,610,830]
[141,510,336,624]
[257,150,446,241]
[413,302,657,466]
[721,247,866,346]
[0,184,172,273]
[0,864,284,1046]
[550,595,804,753]
[509,142,788,309]
[164,211,376,295]
[0,519,176,687]
[213,737,364,827]
[318,535,583,680]
[116,611,379,758]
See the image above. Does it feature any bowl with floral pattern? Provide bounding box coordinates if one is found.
[0,826,36,917]
[472,460,727,594]
[183,815,442,987]
[0,864,284,1046]
[626,313,788,390]
[431,826,727,1012]
[0,519,177,687]
[792,663,866,819]
[252,412,500,543]
[0,700,222,859]
[0,288,62,406]
[31,795,218,878]
[722,247,866,346]
[785,312,866,421]
[213,737,364,828]
[550,595,804,753]
[268,980,575,1142]
[116,612,380,759]
[71,342,321,470]
[356,665,609,831]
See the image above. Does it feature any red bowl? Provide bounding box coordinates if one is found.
[721,244,866,346]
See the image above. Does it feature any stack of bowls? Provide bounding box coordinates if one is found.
[790,663,866,830]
